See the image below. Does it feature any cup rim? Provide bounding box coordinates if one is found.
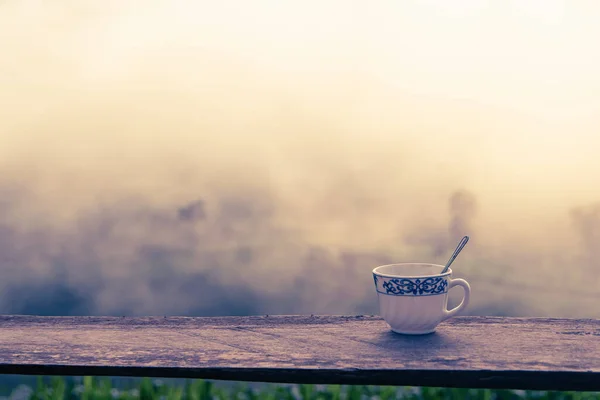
[372,262,452,278]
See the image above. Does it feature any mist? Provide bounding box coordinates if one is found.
[1,0,599,319]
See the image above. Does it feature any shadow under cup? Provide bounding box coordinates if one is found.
[372,263,471,335]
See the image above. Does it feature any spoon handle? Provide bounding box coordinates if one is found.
[441,235,469,274]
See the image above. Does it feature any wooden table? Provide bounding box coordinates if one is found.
[0,315,598,391]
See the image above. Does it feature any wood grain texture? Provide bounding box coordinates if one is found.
[0,315,599,391]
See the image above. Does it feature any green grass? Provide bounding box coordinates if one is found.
[2,376,596,400]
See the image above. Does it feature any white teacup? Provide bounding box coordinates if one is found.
[372,263,471,335]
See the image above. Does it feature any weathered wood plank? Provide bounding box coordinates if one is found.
[0,315,598,391]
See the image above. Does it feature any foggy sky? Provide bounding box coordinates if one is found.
[1,1,599,318]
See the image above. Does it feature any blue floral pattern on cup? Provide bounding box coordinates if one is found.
[374,275,448,296]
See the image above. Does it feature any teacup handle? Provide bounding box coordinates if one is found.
[442,278,471,320]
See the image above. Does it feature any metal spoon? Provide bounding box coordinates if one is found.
[440,235,469,274]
